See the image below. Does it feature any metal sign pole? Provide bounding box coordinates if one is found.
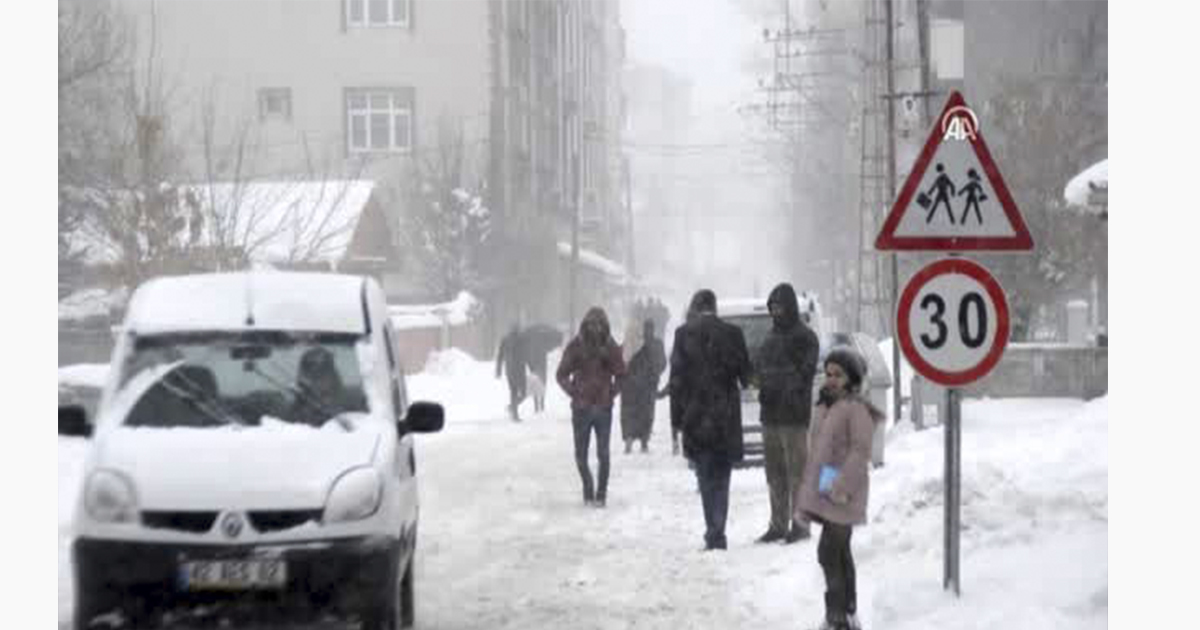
[943,387,962,596]
[943,387,951,590]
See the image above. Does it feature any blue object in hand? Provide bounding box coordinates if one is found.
[818,465,839,496]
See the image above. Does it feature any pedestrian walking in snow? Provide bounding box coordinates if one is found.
[556,307,626,507]
[495,324,528,422]
[797,348,885,630]
[521,323,564,413]
[754,283,819,545]
[620,319,667,454]
[669,289,753,550]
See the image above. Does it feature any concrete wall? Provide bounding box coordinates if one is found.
[911,343,1107,427]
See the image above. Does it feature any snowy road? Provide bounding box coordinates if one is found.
[59,350,1108,629]
[414,402,826,630]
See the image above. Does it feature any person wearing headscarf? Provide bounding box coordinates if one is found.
[620,319,667,453]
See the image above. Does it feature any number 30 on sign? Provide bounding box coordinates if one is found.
[897,258,1010,387]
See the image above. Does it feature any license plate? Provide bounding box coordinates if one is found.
[179,559,287,590]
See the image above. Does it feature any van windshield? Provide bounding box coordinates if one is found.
[725,315,773,360]
[116,331,369,429]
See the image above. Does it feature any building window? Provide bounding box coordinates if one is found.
[258,88,292,122]
[346,89,413,154]
[346,0,410,28]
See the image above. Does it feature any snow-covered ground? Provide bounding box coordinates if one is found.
[58,349,1106,629]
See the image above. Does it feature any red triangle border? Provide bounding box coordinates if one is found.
[875,91,1034,252]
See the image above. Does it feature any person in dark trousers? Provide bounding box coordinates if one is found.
[495,324,528,422]
[521,324,564,413]
[669,289,753,550]
[754,283,820,545]
[556,307,626,507]
[797,348,885,630]
[620,319,668,453]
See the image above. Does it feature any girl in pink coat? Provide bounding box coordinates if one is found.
[797,348,885,630]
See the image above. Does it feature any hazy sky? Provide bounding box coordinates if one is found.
[622,0,761,123]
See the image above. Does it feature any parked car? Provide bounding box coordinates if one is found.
[720,292,825,468]
[59,272,444,630]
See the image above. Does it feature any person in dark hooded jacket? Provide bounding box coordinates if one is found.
[754,283,820,544]
[496,324,528,421]
[556,307,627,507]
[668,289,753,550]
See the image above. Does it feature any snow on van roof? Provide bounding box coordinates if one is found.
[123,271,368,335]
[719,297,768,316]
[720,292,820,317]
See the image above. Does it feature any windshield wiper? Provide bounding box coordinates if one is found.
[160,375,243,428]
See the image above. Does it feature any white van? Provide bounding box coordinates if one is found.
[58,272,443,630]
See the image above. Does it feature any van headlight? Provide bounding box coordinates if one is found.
[324,468,383,523]
[84,470,138,523]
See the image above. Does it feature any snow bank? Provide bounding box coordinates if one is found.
[866,396,1107,630]
[1063,159,1108,208]
[406,348,570,425]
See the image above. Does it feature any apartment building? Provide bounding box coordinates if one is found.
[117,0,628,325]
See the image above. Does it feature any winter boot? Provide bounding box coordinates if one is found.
[755,529,786,544]
[640,440,649,453]
[624,440,633,454]
[785,523,812,543]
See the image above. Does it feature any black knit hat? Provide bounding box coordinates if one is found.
[825,347,867,392]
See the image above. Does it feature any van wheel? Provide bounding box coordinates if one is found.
[74,569,117,630]
[399,556,415,628]
[362,552,410,630]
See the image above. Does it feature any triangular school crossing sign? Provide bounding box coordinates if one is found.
[875,91,1034,251]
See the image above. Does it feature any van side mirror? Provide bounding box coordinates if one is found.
[59,405,92,438]
[401,401,444,434]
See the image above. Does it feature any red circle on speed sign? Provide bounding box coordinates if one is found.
[897,258,1009,387]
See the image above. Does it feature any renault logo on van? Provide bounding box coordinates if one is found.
[220,513,245,539]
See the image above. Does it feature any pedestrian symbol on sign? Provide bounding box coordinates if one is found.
[875,90,1033,251]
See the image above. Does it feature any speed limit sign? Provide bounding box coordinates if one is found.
[897,257,1010,387]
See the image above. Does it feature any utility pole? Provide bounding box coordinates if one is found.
[885,0,902,426]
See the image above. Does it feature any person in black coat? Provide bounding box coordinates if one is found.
[754,282,820,544]
[495,324,528,422]
[668,289,753,550]
[620,319,667,453]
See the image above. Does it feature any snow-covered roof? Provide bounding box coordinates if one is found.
[197,180,376,264]
[123,271,369,335]
[62,180,377,267]
[556,241,632,284]
[1063,159,1108,211]
[388,291,480,331]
